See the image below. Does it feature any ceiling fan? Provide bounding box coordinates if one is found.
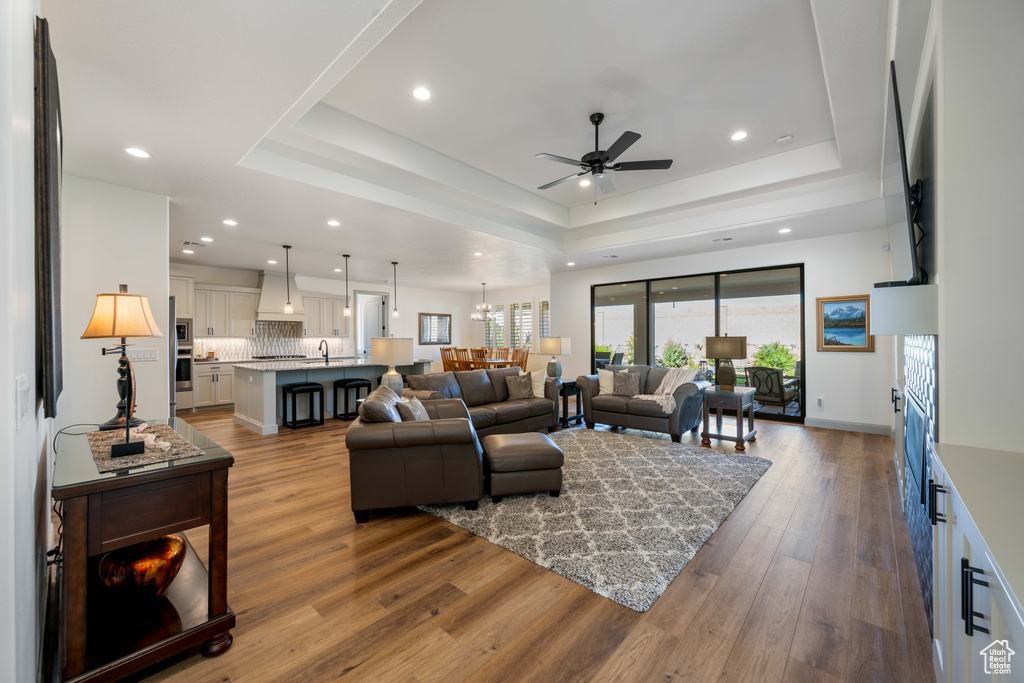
[535,112,673,194]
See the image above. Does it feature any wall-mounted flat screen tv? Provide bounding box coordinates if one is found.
[878,60,924,288]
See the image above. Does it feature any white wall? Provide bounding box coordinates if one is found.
[60,176,170,429]
[297,275,474,372]
[469,283,552,373]
[0,2,49,680]
[552,229,895,431]
[934,0,1024,452]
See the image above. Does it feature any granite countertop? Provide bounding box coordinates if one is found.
[232,358,432,372]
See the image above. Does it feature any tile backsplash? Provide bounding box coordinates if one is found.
[194,321,352,360]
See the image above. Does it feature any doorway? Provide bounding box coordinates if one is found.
[354,290,389,358]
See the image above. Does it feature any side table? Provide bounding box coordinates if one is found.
[558,379,584,428]
[52,419,235,682]
[700,385,757,452]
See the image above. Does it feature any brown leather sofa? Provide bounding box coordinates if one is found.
[404,368,560,436]
[346,398,484,523]
[577,365,709,442]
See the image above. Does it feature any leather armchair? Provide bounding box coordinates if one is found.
[345,399,483,522]
[577,368,709,442]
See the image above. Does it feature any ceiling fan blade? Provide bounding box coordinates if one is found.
[536,153,584,167]
[612,159,673,171]
[601,131,641,163]
[538,171,588,190]
[595,173,615,194]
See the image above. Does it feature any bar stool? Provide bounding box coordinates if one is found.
[334,378,372,420]
[282,382,325,429]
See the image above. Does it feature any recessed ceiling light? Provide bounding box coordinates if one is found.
[223,219,237,226]
[125,147,150,158]
[567,262,575,266]
[603,255,619,259]
[182,249,194,254]
[473,252,483,256]
[579,178,591,187]
[200,236,213,242]
[413,87,431,101]
[334,268,343,272]
[776,135,794,146]
[327,220,340,227]
[731,131,747,141]
[672,286,678,290]
[267,260,277,265]
[778,227,792,234]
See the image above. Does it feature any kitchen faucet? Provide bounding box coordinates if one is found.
[318,339,329,365]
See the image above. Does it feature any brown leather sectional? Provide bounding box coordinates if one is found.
[577,365,709,442]
[404,368,561,436]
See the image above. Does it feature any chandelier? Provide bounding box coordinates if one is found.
[471,282,494,322]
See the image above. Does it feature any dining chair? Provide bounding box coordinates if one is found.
[470,347,488,370]
[493,347,510,361]
[454,348,473,371]
[440,347,456,373]
[511,348,529,371]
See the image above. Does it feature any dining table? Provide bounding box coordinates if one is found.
[469,358,517,370]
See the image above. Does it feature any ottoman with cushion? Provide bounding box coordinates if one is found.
[482,433,564,503]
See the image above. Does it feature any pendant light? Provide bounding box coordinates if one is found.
[342,254,351,316]
[391,261,399,318]
[471,283,493,321]
[283,245,293,315]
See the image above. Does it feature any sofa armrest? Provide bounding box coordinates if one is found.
[668,381,711,435]
[402,389,447,401]
[576,375,599,422]
[345,416,475,451]
[422,398,471,421]
[543,377,562,427]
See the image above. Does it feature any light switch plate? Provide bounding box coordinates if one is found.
[128,348,159,362]
[16,375,31,430]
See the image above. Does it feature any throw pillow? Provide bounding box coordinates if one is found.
[396,397,430,422]
[530,370,546,398]
[358,384,402,423]
[506,373,534,400]
[597,369,614,395]
[613,370,640,397]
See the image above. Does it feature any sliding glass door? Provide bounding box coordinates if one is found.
[591,265,804,422]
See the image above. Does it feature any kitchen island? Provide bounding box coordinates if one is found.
[232,358,432,434]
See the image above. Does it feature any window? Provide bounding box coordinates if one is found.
[650,276,715,369]
[511,302,533,348]
[593,282,648,365]
[486,304,505,347]
[539,300,550,339]
[418,313,451,345]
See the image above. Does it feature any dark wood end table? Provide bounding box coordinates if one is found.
[700,385,757,452]
[52,419,235,682]
[558,379,584,428]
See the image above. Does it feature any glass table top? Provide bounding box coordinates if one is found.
[52,418,232,491]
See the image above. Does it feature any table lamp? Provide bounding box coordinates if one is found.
[539,337,571,379]
[81,284,163,456]
[371,337,413,395]
[705,335,747,391]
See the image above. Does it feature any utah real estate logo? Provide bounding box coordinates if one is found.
[980,639,1015,675]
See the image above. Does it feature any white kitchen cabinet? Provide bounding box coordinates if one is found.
[229,292,257,337]
[932,445,1024,682]
[169,274,194,319]
[333,298,350,336]
[194,288,230,337]
[194,363,234,407]
[303,296,349,337]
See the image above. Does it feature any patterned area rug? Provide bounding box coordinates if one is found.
[420,427,772,612]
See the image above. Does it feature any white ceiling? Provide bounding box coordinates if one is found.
[43,0,891,292]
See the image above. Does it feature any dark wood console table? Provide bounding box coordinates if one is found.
[700,385,757,452]
[52,419,235,682]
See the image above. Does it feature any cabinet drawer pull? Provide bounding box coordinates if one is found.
[928,480,947,525]
[961,558,990,636]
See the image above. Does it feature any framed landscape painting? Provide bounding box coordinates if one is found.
[816,295,874,352]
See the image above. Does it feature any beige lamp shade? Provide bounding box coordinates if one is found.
[704,335,746,360]
[81,289,163,339]
[371,337,413,366]
[539,337,571,356]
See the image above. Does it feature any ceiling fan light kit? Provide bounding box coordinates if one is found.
[535,112,673,199]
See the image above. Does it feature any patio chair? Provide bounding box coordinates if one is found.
[611,352,624,365]
[744,366,800,415]
[595,351,611,369]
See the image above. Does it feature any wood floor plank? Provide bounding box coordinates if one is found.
[121,408,934,683]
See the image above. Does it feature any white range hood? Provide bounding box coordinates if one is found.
[256,271,306,322]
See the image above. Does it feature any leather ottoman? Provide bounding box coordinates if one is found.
[482,433,564,503]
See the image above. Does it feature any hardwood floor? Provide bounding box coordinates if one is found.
[130,407,934,683]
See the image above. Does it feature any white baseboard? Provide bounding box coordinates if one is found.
[233,412,278,435]
[803,417,892,435]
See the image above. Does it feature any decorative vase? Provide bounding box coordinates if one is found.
[98,534,187,597]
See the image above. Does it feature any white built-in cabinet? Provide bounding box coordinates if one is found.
[229,292,258,337]
[194,362,234,407]
[169,274,194,319]
[303,296,349,337]
[195,287,258,338]
[931,445,1024,681]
